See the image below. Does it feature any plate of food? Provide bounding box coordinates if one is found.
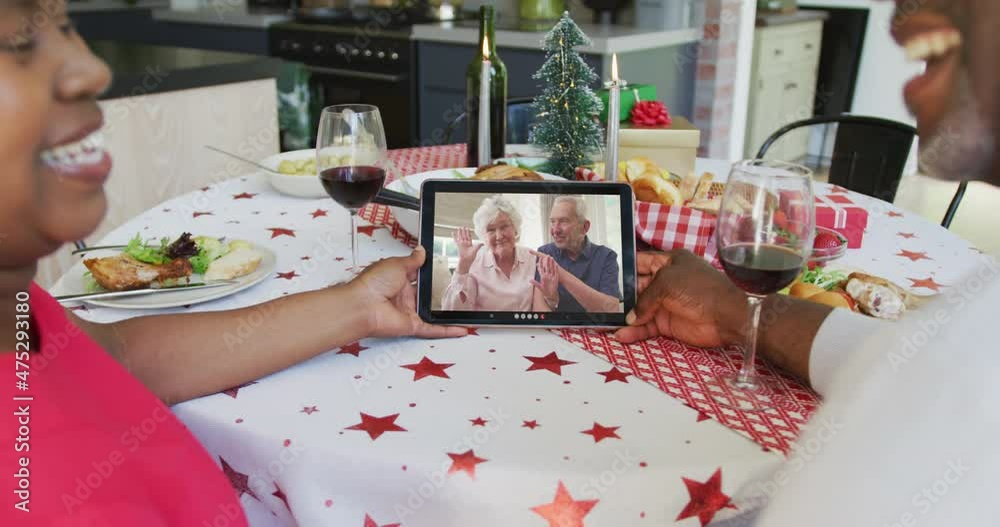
[783,266,923,320]
[384,163,563,236]
[261,149,326,199]
[60,233,276,309]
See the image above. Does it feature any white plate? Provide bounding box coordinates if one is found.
[384,167,563,236]
[57,247,276,309]
[261,149,327,199]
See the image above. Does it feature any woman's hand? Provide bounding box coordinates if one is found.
[614,250,746,348]
[454,227,482,275]
[348,247,468,339]
[530,252,560,307]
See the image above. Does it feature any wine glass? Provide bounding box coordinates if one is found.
[316,104,389,273]
[712,159,815,411]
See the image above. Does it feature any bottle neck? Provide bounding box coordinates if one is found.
[478,7,498,58]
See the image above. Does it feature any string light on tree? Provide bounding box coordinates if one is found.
[529,12,604,179]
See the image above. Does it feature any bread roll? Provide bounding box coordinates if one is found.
[631,173,683,206]
[808,291,854,309]
[678,172,701,201]
[204,247,263,280]
[790,282,825,299]
[624,157,659,183]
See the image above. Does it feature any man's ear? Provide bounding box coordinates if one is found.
[583,220,591,234]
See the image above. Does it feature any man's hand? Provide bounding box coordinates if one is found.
[615,250,747,347]
[530,251,560,306]
[348,247,469,339]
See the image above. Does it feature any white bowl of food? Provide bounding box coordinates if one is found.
[262,149,327,199]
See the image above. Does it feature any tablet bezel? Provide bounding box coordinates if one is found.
[416,179,636,328]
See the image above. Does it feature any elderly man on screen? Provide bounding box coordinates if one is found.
[442,195,558,312]
[531,196,622,313]
[616,0,999,524]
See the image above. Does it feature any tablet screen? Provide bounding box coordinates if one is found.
[417,180,636,327]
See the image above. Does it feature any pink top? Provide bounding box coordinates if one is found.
[442,246,538,311]
[1,283,247,526]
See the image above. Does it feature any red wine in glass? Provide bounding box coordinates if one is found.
[319,166,386,210]
[720,243,805,296]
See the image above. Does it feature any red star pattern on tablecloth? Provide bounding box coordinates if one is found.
[401,356,454,381]
[446,450,488,479]
[887,211,905,218]
[357,225,383,237]
[897,250,932,262]
[301,406,319,415]
[193,211,214,218]
[581,422,621,443]
[465,327,480,336]
[276,270,300,280]
[273,484,291,511]
[522,420,540,429]
[337,341,368,357]
[531,481,599,527]
[828,185,849,194]
[524,352,577,375]
[221,381,257,399]
[220,457,259,500]
[469,417,488,427]
[363,514,400,527]
[597,367,630,383]
[909,276,945,292]
[311,209,328,218]
[267,227,296,238]
[675,468,736,527]
[345,413,407,440]
[897,232,917,239]
[233,192,257,200]
[696,411,711,422]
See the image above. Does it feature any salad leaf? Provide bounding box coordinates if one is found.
[124,234,170,265]
[799,268,848,291]
[189,236,229,274]
[166,232,199,259]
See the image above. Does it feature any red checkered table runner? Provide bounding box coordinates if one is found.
[363,144,819,454]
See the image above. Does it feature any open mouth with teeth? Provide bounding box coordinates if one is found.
[40,128,112,184]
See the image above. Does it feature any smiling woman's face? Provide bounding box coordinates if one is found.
[0,0,111,271]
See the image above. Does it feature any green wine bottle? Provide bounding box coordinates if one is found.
[465,5,508,167]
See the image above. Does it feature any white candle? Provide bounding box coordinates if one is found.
[605,53,621,182]
[478,35,492,166]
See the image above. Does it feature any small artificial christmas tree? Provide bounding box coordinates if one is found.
[529,12,605,179]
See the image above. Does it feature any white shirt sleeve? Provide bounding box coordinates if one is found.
[808,309,887,397]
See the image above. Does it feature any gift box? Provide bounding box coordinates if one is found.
[814,194,868,248]
[597,84,657,123]
[617,116,701,178]
[780,190,868,248]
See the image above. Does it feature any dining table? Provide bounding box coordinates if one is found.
[54,144,987,527]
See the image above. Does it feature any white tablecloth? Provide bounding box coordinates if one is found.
[54,155,984,527]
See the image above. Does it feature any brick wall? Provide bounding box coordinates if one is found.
[691,0,742,158]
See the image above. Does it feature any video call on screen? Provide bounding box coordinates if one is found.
[428,192,625,314]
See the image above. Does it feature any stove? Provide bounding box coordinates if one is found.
[269,8,438,148]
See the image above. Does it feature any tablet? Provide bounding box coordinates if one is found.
[417,179,636,327]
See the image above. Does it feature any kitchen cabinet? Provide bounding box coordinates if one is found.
[744,17,825,161]
[416,41,697,148]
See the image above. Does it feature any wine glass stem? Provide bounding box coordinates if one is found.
[350,210,359,271]
[737,295,764,386]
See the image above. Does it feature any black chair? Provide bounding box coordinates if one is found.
[756,115,917,204]
[443,97,537,144]
[757,115,969,228]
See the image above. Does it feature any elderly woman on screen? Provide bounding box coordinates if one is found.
[442,196,558,311]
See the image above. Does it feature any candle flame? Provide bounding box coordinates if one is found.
[611,53,619,82]
[482,35,490,60]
